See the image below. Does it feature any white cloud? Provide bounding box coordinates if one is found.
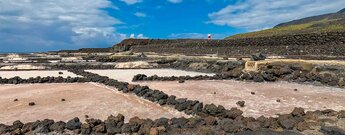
[0,0,125,52]
[134,12,147,17]
[120,0,143,5]
[130,34,135,38]
[137,34,148,39]
[169,33,207,39]
[208,0,345,31]
[129,34,148,39]
[167,0,182,4]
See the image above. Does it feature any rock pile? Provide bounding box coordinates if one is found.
[131,63,345,88]
[1,108,345,134]
[0,76,88,84]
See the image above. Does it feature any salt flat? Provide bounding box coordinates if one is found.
[0,70,80,79]
[139,80,345,118]
[87,69,214,82]
[0,83,187,124]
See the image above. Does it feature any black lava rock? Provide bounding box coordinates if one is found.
[66,117,81,130]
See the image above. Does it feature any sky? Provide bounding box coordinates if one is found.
[0,0,345,52]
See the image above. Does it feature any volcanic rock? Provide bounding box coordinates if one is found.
[132,74,147,81]
[28,102,35,106]
[36,119,54,133]
[251,53,266,61]
[80,123,91,135]
[253,74,265,82]
[246,121,261,131]
[219,118,243,133]
[66,117,81,130]
[204,116,217,125]
[236,101,245,107]
[104,114,124,134]
[337,110,345,119]
[223,108,244,119]
[277,115,298,130]
[49,121,66,133]
[321,126,345,135]
[93,123,105,133]
[291,107,305,117]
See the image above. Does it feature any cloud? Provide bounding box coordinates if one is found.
[169,33,208,39]
[0,0,125,52]
[167,0,182,4]
[120,0,143,5]
[208,0,345,30]
[134,12,147,17]
[129,34,148,39]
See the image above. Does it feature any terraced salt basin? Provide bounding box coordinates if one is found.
[138,80,345,118]
[0,70,80,79]
[87,69,214,82]
[0,83,187,125]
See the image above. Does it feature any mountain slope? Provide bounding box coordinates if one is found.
[226,8,345,39]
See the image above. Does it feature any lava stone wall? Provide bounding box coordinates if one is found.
[113,31,345,56]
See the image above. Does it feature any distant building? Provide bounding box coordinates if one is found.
[208,34,212,40]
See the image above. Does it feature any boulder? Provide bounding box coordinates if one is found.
[105,114,124,134]
[93,123,105,133]
[246,122,261,131]
[321,126,345,135]
[223,108,243,119]
[337,110,345,119]
[204,116,217,125]
[219,118,243,133]
[171,117,188,128]
[49,121,66,133]
[21,120,40,133]
[236,101,245,107]
[154,118,169,128]
[36,119,54,133]
[11,120,24,131]
[85,118,102,128]
[277,115,298,130]
[138,119,153,135]
[253,74,264,82]
[66,117,81,130]
[291,107,305,117]
[251,53,266,61]
[132,74,147,81]
[80,123,91,135]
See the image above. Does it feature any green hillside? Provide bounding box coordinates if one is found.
[226,9,345,39]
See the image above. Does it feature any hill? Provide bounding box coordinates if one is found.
[226,8,345,39]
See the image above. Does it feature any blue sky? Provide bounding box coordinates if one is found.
[0,0,345,52]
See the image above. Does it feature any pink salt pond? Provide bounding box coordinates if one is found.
[138,80,345,118]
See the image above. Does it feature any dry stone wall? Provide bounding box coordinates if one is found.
[113,31,345,56]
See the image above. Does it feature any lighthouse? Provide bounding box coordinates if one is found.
[208,34,212,40]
